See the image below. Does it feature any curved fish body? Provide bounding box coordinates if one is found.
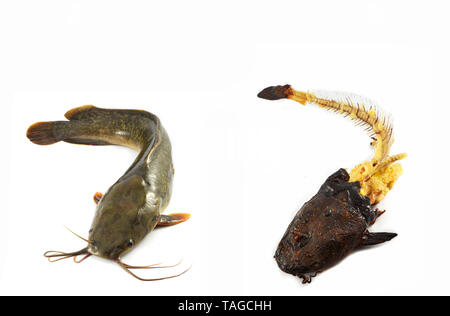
[27,106,190,279]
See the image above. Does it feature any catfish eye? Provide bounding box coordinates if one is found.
[127,239,134,248]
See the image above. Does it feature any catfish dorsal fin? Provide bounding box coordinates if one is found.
[64,105,98,120]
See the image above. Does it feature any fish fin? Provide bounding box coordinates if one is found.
[157,213,191,227]
[26,121,61,145]
[360,231,397,247]
[64,105,98,120]
[93,192,103,204]
[63,138,111,146]
[369,209,386,225]
[257,84,293,100]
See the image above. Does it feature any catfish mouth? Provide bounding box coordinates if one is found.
[274,243,308,275]
[87,243,127,260]
[274,254,309,276]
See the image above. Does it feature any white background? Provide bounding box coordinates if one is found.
[0,1,447,295]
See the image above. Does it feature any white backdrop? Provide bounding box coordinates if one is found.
[0,1,447,295]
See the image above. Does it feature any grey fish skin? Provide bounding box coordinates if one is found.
[27,105,175,260]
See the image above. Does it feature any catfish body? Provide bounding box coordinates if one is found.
[27,106,177,260]
[258,85,403,284]
[274,168,396,284]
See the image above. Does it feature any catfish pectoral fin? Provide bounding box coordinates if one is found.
[359,232,397,247]
[93,192,103,204]
[156,213,191,227]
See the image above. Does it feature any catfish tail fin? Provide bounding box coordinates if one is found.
[26,121,66,145]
